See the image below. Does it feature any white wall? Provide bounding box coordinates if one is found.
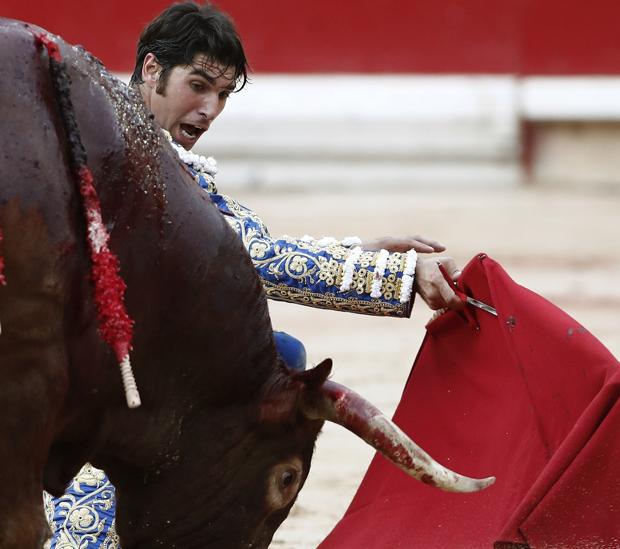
[119,74,620,189]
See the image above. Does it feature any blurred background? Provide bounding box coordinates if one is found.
[4,0,620,190]
[3,2,619,546]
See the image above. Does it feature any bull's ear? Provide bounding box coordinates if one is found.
[259,359,333,425]
[293,358,332,388]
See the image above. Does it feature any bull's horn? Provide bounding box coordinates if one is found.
[300,380,495,493]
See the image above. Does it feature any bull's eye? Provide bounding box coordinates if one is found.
[280,470,296,489]
[267,458,303,510]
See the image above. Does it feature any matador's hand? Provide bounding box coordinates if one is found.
[414,256,465,311]
[361,235,446,254]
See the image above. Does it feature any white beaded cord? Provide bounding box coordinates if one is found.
[340,236,362,247]
[370,249,390,298]
[399,248,418,303]
[339,246,363,292]
[316,236,338,248]
[282,234,362,250]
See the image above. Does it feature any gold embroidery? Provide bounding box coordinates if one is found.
[359,251,376,268]
[263,281,411,317]
[318,257,341,287]
[216,192,414,315]
[387,252,406,274]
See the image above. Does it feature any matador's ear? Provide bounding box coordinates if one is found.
[141,52,162,88]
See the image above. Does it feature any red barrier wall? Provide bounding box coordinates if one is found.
[3,0,620,74]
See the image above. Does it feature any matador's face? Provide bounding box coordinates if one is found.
[140,53,236,150]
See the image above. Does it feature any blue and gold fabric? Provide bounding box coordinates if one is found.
[44,465,119,548]
[192,170,415,318]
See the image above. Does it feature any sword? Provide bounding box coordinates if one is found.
[437,264,498,317]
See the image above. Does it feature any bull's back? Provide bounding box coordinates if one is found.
[0,19,83,547]
[0,20,81,400]
[0,20,76,234]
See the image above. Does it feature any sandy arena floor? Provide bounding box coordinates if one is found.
[228,185,620,548]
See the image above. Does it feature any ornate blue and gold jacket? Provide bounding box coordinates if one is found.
[186,162,416,318]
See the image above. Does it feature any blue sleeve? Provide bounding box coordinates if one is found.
[203,186,416,318]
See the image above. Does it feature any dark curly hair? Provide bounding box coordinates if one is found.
[130,2,248,93]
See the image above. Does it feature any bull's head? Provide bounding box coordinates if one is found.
[111,358,490,549]
[110,358,493,548]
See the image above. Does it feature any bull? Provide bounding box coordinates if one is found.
[0,19,493,548]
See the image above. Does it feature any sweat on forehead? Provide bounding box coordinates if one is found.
[190,57,238,90]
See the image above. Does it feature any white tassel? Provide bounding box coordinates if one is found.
[120,355,141,408]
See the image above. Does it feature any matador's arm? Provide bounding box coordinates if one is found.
[179,148,418,318]
[213,191,416,317]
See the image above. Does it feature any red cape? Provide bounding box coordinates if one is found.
[321,254,620,548]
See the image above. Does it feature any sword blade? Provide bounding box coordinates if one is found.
[465,297,498,316]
